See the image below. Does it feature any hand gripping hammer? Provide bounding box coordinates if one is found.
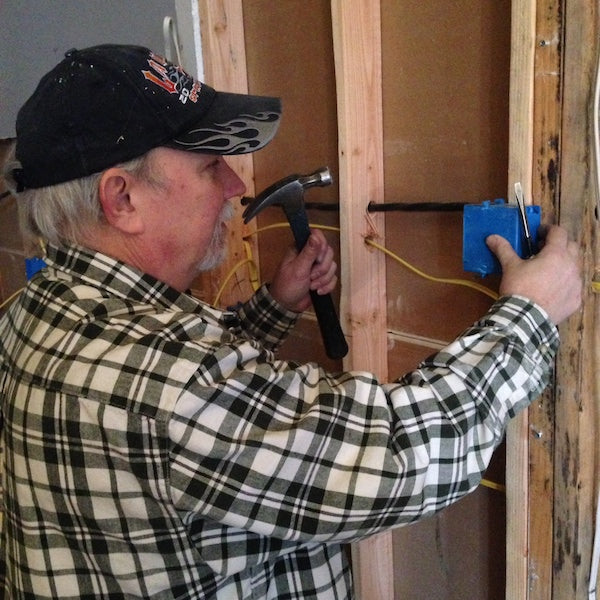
[242,167,349,359]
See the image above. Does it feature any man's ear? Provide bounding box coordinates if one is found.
[98,168,144,234]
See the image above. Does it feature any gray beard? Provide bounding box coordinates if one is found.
[195,200,234,272]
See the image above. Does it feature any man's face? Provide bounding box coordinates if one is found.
[136,147,246,290]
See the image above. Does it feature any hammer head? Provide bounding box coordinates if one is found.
[242,166,332,223]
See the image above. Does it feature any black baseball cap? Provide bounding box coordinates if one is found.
[14,44,282,190]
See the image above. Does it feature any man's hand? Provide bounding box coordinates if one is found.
[269,230,338,313]
[487,225,582,325]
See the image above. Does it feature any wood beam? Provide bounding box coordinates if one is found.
[553,0,599,597]
[508,1,600,598]
[506,0,537,596]
[527,2,564,598]
[331,1,391,598]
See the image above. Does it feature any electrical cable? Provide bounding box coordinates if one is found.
[0,247,27,259]
[233,223,498,303]
[241,197,470,213]
[593,53,600,311]
[241,223,499,300]
[367,201,467,213]
[213,257,258,306]
[480,479,506,493]
[162,16,183,67]
[0,287,23,311]
[364,238,499,300]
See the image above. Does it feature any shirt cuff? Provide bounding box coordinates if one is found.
[484,294,559,357]
[236,284,299,350]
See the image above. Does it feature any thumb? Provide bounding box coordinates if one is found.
[295,233,322,269]
[486,234,521,270]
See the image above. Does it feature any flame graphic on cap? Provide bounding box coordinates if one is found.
[172,112,280,154]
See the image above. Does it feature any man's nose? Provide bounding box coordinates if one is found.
[222,160,247,199]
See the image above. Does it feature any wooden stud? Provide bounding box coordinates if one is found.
[508,1,600,598]
[552,0,599,597]
[527,2,564,598]
[194,0,259,308]
[331,1,391,599]
[506,1,537,597]
[508,0,536,201]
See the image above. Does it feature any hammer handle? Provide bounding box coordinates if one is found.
[309,291,349,359]
[287,211,349,360]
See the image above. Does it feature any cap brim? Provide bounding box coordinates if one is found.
[168,90,281,155]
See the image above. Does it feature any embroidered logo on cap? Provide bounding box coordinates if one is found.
[142,52,200,105]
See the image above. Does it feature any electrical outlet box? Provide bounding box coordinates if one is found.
[25,257,46,280]
[462,199,541,276]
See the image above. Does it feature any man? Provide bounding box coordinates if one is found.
[0,44,581,599]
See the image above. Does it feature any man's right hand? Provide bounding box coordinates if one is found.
[486,225,582,325]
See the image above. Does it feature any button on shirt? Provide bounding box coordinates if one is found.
[0,243,559,599]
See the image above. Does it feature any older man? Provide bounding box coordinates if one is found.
[0,45,581,599]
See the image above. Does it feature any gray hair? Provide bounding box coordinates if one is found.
[3,141,154,247]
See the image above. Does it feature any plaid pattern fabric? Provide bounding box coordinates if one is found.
[0,244,559,599]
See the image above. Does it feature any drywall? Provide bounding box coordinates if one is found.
[0,0,201,138]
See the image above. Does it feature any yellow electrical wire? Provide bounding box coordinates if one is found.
[213,257,258,306]
[239,222,500,301]
[365,238,499,300]
[243,240,261,291]
[480,478,506,493]
[0,287,23,311]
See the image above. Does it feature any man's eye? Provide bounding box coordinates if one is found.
[199,158,222,177]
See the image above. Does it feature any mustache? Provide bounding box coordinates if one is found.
[194,200,235,273]
[220,200,235,223]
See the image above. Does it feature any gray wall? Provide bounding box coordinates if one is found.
[0,0,201,138]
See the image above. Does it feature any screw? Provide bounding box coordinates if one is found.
[530,425,543,439]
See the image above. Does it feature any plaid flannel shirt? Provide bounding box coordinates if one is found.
[0,243,559,599]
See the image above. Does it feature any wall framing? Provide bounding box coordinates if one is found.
[551,0,599,597]
[1,0,595,597]
[197,1,600,598]
[331,3,390,598]
[508,0,600,598]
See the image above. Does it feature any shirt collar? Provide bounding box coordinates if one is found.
[43,243,222,319]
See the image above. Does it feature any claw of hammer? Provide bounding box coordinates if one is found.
[242,167,332,222]
[242,167,348,359]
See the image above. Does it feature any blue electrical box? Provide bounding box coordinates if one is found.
[462,199,541,276]
[25,257,47,280]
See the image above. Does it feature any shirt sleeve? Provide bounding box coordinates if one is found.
[168,294,558,544]
[232,283,299,352]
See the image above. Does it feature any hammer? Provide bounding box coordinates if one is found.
[242,167,349,359]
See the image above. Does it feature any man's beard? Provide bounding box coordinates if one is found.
[195,200,235,272]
